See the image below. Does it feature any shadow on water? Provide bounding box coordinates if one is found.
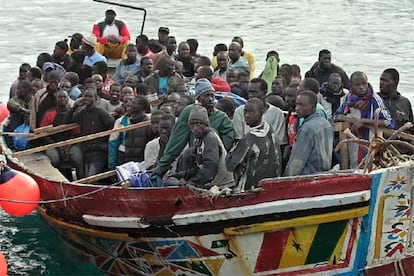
[1,210,102,275]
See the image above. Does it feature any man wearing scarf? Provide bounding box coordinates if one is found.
[335,71,394,168]
[320,73,347,114]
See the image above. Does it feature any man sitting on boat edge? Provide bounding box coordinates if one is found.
[93,6,130,59]
[150,78,234,183]
[170,105,234,189]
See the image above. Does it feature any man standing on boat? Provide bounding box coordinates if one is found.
[226,98,281,191]
[305,49,350,90]
[378,68,413,153]
[335,71,394,168]
[233,78,287,145]
[378,68,413,133]
[93,6,131,59]
[285,91,333,176]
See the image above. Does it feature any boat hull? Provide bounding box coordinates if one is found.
[3,134,414,274]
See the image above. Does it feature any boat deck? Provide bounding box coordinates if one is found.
[19,153,69,182]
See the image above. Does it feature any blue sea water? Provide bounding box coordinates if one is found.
[1,0,414,274]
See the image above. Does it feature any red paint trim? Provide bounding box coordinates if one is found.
[254,230,290,273]
[9,161,372,225]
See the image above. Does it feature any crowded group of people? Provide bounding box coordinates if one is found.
[5,7,413,190]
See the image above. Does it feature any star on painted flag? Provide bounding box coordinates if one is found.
[292,240,302,252]
[211,239,229,249]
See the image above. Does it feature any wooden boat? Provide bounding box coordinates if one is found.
[2,120,414,275]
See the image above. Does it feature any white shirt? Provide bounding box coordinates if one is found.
[234,103,288,145]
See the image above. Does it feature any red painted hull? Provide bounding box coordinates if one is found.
[8,156,371,228]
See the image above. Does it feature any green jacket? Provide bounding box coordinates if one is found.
[154,104,234,176]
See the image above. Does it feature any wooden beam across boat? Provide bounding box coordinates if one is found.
[74,170,116,184]
[0,123,79,140]
[12,121,150,158]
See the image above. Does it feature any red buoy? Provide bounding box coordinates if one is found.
[0,102,9,123]
[0,251,6,276]
[0,167,40,217]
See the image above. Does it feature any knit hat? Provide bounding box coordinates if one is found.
[82,34,96,48]
[188,105,209,126]
[195,78,214,99]
[106,6,117,15]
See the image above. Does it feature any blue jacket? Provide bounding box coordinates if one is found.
[284,112,333,176]
[112,59,141,85]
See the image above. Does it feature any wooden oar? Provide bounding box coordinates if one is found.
[12,121,150,158]
[1,124,79,141]
[334,122,414,142]
[379,127,414,141]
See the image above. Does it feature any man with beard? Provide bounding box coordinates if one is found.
[320,73,347,114]
[93,7,130,58]
[151,78,234,179]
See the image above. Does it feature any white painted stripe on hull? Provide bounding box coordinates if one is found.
[172,190,370,226]
[82,215,150,228]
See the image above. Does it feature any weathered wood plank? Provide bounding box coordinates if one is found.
[12,121,150,158]
[74,170,116,184]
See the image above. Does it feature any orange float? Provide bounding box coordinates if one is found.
[0,102,9,123]
[0,251,6,276]
[0,167,40,217]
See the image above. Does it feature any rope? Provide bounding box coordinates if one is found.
[0,180,125,205]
